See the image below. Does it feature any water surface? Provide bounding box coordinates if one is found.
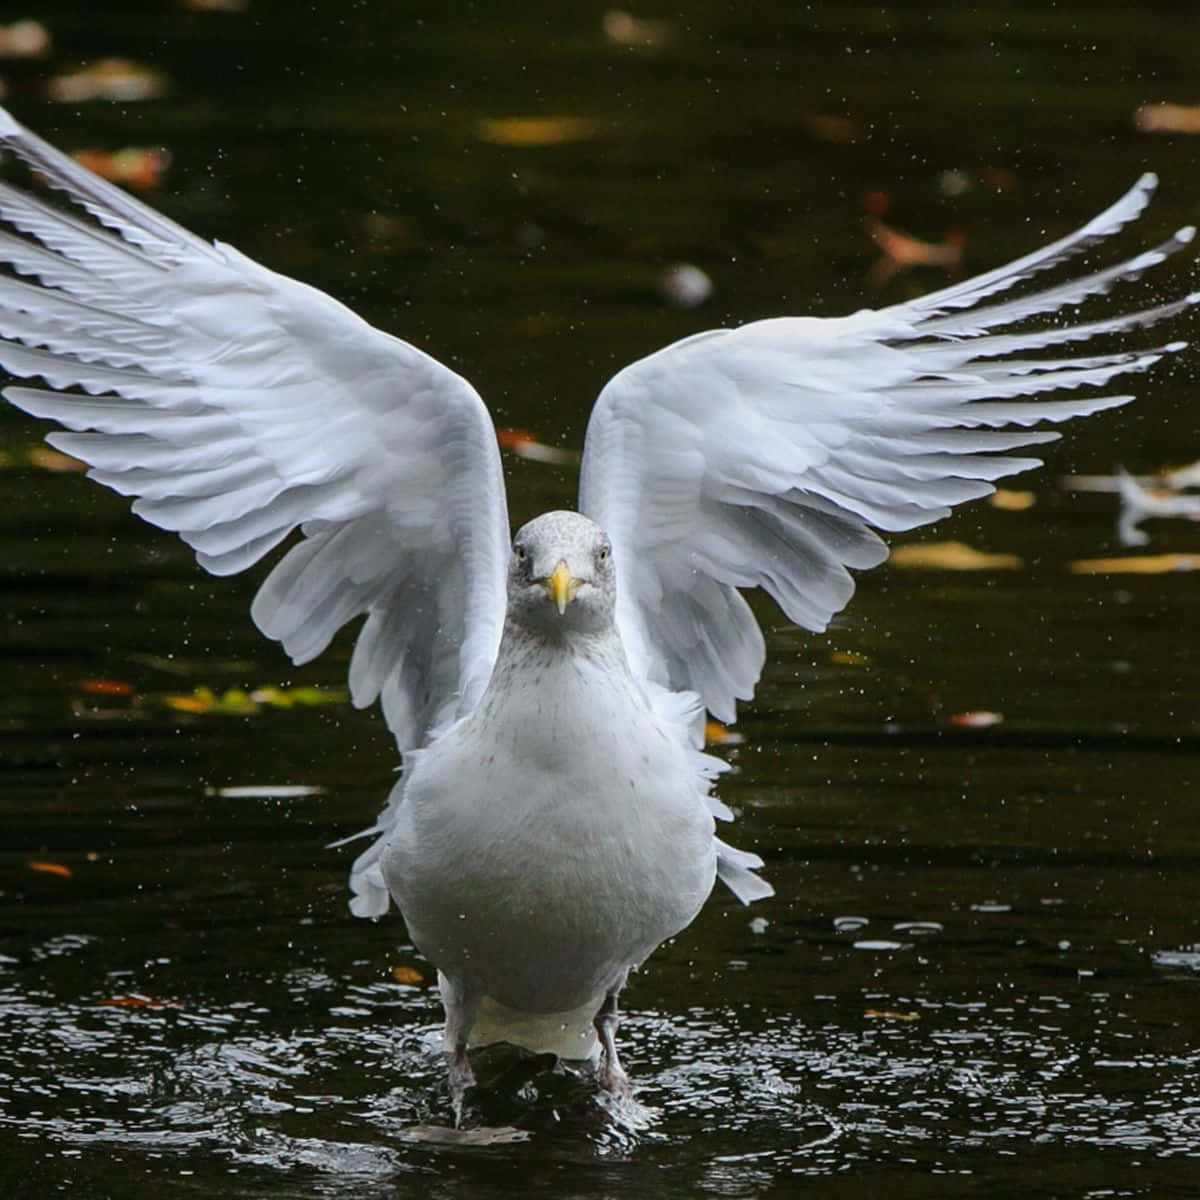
[2,2,1199,1196]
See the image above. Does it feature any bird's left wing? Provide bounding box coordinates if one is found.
[0,107,511,774]
[580,175,1195,731]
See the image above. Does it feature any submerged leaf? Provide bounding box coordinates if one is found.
[475,116,600,146]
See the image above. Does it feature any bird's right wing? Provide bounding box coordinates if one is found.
[0,106,511,766]
[580,173,1194,726]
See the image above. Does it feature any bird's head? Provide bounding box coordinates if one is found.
[507,510,616,636]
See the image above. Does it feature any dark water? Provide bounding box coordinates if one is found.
[2,2,1200,1196]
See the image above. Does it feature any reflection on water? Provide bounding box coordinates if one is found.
[2,0,1200,1196]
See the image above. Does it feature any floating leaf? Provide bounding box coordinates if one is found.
[1164,459,1200,489]
[28,860,71,878]
[474,116,599,147]
[161,689,215,713]
[158,684,345,715]
[659,263,713,309]
[799,111,859,144]
[251,685,346,708]
[866,214,965,289]
[949,710,1004,728]
[391,965,424,986]
[98,993,182,1009]
[128,652,255,676]
[78,678,135,696]
[27,445,86,472]
[865,1009,920,1022]
[0,19,50,58]
[890,541,1022,570]
[205,784,327,799]
[47,58,169,103]
[496,428,580,466]
[704,719,744,747]
[830,650,872,666]
[1069,553,1200,575]
[989,488,1036,511]
[601,9,674,49]
[400,1124,531,1146]
[1134,102,1200,134]
[72,147,170,192]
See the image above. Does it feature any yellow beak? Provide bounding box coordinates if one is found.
[545,559,577,615]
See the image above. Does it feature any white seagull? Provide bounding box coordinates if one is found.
[0,105,1192,1116]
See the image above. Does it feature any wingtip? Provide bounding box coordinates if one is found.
[0,103,22,140]
[1137,170,1159,192]
[1176,225,1196,245]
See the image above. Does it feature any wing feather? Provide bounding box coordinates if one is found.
[580,177,1195,736]
[0,105,510,768]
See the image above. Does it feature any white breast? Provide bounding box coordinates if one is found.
[382,629,717,1019]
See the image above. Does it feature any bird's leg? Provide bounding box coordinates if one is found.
[594,987,631,1097]
[440,973,480,1127]
[448,1041,475,1128]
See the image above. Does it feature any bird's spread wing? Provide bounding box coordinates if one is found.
[580,174,1195,730]
[0,106,511,761]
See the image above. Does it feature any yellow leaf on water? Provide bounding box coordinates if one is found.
[1069,553,1200,575]
[391,965,424,986]
[705,720,744,747]
[474,116,600,146]
[889,541,1022,570]
[163,686,217,713]
[27,445,86,472]
[989,488,1036,511]
[865,1009,920,1022]
[830,650,872,666]
[217,688,258,715]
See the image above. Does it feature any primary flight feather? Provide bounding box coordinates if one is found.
[0,104,1191,1118]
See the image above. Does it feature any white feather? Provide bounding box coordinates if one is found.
[0,106,511,762]
[579,179,1196,728]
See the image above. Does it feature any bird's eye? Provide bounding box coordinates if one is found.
[514,544,527,562]
[597,545,610,563]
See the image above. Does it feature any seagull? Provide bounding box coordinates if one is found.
[0,105,1192,1117]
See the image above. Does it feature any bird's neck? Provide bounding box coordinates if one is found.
[477,617,638,724]
[495,614,629,674]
